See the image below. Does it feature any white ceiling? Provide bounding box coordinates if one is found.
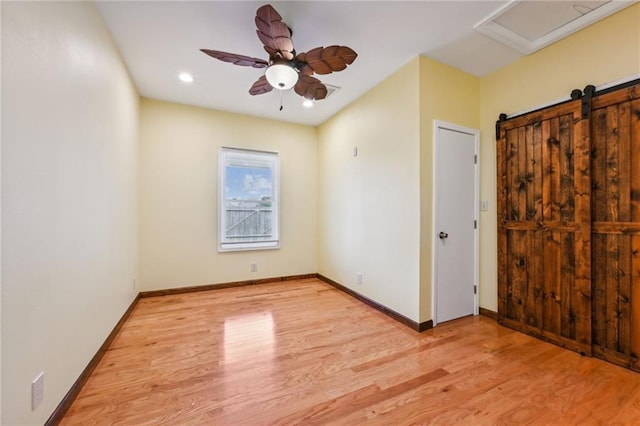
[96,1,635,126]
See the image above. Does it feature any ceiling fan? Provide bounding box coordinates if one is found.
[201,4,357,101]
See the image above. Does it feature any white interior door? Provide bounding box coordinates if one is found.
[433,121,478,325]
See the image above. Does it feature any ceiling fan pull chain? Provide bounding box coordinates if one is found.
[279,91,284,111]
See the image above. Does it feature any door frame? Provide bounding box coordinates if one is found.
[431,120,480,326]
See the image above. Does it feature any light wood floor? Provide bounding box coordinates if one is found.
[61,278,640,425]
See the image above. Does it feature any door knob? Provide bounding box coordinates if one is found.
[439,232,448,239]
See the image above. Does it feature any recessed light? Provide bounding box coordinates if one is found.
[302,98,313,108]
[178,72,194,83]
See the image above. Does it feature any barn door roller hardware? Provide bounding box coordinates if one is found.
[581,84,595,119]
[570,84,595,119]
[495,113,508,140]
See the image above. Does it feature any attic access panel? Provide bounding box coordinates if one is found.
[475,0,636,54]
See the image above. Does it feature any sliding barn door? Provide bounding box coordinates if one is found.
[497,99,592,354]
[590,83,640,369]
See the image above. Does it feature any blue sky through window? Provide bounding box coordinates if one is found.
[225,166,272,200]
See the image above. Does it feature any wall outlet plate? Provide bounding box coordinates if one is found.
[32,372,44,411]
[356,272,362,285]
[250,262,257,272]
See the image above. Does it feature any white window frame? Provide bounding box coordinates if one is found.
[218,147,280,252]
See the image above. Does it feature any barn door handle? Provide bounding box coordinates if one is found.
[439,232,449,239]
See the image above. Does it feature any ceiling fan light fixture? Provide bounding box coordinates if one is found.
[265,63,298,90]
[302,98,314,108]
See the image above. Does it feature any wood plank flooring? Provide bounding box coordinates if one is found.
[61,278,640,425]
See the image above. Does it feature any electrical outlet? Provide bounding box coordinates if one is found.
[132,278,137,291]
[32,372,44,411]
[251,262,257,272]
[356,272,362,285]
[480,200,489,211]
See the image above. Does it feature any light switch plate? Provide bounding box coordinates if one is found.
[32,372,44,411]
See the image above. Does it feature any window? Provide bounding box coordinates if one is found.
[218,147,279,251]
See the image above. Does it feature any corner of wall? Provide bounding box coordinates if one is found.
[417,56,481,323]
[317,58,422,322]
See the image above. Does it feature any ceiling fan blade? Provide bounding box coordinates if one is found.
[249,75,274,96]
[255,5,294,61]
[294,54,314,76]
[301,46,357,75]
[201,49,268,68]
[294,75,328,100]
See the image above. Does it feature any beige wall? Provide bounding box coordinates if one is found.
[1,2,139,424]
[138,99,317,291]
[478,3,640,311]
[418,57,481,322]
[318,59,422,321]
